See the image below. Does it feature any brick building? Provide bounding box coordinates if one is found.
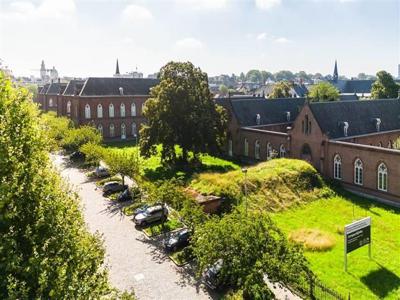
[217,96,400,204]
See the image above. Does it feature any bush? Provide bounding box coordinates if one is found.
[62,126,102,152]
[80,143,106,166]
[40,112,74,150]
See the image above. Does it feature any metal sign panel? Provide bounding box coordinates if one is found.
[345,217,371,254]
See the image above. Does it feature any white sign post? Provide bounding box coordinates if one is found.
[344,217,371,272]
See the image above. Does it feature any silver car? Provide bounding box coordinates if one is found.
[134,205,168,226]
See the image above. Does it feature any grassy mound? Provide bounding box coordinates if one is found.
[190,158,332,212]
[289,228,336,251]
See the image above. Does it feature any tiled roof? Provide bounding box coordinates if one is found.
[79,77,159,96]
[63,80,85,96]
[216,97,306,126]
[329,79,374,94]
[309,99,400,139]
[46,82,68,95]
[39,84,50,94]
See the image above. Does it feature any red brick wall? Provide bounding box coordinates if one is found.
[341,130,400,148]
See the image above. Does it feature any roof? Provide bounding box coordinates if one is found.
[329,79,374,94]
[39,84,50,94]
[46,82,68,95]
[309,99,400,139]
[339,93,359,101]
[79,77,159,96]
[216,97,306,126]
[63,80,85,96]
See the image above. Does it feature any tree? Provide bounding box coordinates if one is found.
[371,70,400,99]
[25,83,38,99]
[140,61,228,165]
[80,142,106,166]
[104,150,137,185]
[295,71,311,82]
[239,72,246,82]
[274,70,295,81]
[219,84,229,96]
[192,208,311,298]
[246,70,263,83]
[308,82,340,102]
[62,125,102,152]
[268,81,293,99]
[261,71,274,83]
[0,72,114,298]
[40,112,74,150]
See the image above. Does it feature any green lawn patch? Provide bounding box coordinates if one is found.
[169,248,193,266]
[122,202,145,216]
[142,218,182,237]
[272,190,400,299]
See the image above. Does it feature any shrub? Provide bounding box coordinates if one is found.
[62,126,102,152]
[40,112,74,150]
[289,228,336,252]
[80,143,106,166]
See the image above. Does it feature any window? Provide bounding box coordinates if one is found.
[266,142,272,160]
[333,154,342,180]
[254,140,260,160]
[131,103,136,117]
[67,101,71,114]
[244,138,249,156]
[120,103,126,117]
[286,111,291,122]
[378,142,382,147]
[377,163,388,192]
[279,144,286,158]
[49,98,53,107]
[131,122,137,136]
[97,124,103,136]
[375,118,381,132]
[354,158,363,185]
[121,123,126,139]
[109,123,115,137]
[85,104,91,119]
[228,139,233,157]
[343,122,349,137]
[97,104,103,118]
[109,103,114,118]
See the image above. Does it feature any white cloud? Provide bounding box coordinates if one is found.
[255,0,281,10]
[122,4,153,24]
[175,0,229,10]
[175,37,204,49]
[274,37,291,43]
[256,32,268,40]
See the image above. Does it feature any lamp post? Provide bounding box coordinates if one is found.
[134,134,139,174]
[242,167,248,215]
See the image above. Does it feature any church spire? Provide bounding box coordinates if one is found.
[115,59,120,75]
[333,60,338,82]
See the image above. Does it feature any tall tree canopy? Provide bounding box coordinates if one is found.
[140,62,227,164]
[0,72,113,298]
[307,82,340,102]
[371,70,400,99]
[268,81,293,99]
[246,70,263,83]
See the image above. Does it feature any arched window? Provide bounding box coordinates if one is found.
[131,122,137,136]
[333,154,342,180]
[121,123,126,139]
[254,140,260,160]
[244,138,249,156]
[266,142,272,160]
[85,104,91,119]
[120,103,126,117]
[131,103,136,117]
[354,158,363,185]
[66,101,71,114]
[109,103,114,118]
[378,142,382,147]
[97,104,103,118]
[49,98,53,107]
[109,123,115,137]
[377,163,388,192]
[228,139,233,157]
[97,124,103,136]
[279,144,286,158]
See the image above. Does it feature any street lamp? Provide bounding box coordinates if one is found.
[242,167,248,215]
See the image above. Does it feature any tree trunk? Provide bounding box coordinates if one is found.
[122,175,125,186]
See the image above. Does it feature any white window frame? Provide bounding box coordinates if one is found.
[354,158,363,186]
[85,104,91,119]
[132,122,137,136]
[97,104,103,118]
[333,154,342,180]
[109,103,115,118]
[377,163,388,192]
[120,103,126,117]
[66,101,71,114]
[266,142,272,160]
[131,103,136,117]
[97,124,103,136]
[254,140,260,160]
[109,123,115,137]
[244,138,249,157]
[279,144,286,158]
[121,123,126,140]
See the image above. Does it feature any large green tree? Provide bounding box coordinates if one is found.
[140,61,227,164]
[371,70,400,99]
[246,70,263,83]
[104,150,138,185]
[308,82,340,102]
[0,72,114,298]
[268,81,293,99]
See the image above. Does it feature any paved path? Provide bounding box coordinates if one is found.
[53,155,213,300]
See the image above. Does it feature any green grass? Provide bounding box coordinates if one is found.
[272,190,400,299]
[169,248,193,266]
[142,218,182,237]
[122,202,145,216]
[95,176,122,187]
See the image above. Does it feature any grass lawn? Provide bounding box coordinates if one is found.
[142,218,182,237]
[272,190,400,299]
[169,248,193,266]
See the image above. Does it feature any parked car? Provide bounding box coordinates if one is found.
[164,228,191,252]
[69,151,85,161]
[203,259,223,290]
[102,181,127,196]
[117,188,132,202]
[95,166,109,178]
[133,204,150,216]
[134,205,168,226]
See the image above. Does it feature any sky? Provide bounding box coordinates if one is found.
[0,0,399,78]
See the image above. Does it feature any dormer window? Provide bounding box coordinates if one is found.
[343,122,349,137]
[375,118,381,132]
[119,87,124,95]
[286,111,291,122]
[256,114,261,125]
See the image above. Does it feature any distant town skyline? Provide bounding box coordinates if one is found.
[1,0,399,78]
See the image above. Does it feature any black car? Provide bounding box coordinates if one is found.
[117,188,132,202]
[102,181,128,196]
[69,151,85,161]
[164,228,191,252]
[203,259,223,290]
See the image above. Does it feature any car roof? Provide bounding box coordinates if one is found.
[105,181,119,185]
[147,205,163,212]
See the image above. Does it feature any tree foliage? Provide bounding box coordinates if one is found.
[80,142,106,166]
[219,84,229,96]
[62,125,102,152]
[0,72,114,298]
[40,112,74,150]
[246,70,263,83]
[268,81,293,99]
[104,150,138,185]
[192,208,311,298]
[140,61,227,165]
[274,70,295,81]
[371,70,400,99]
[308,82,340,102]
[394,138,400,150]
